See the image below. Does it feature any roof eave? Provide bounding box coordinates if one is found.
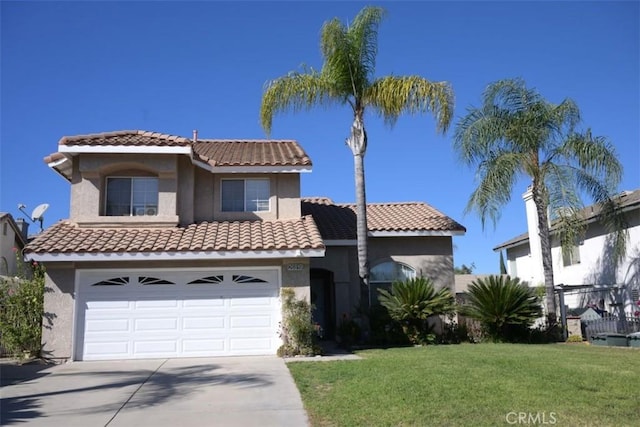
[58,145,192,155]
[26,248,326,262]
[191,158,312,174]
[50,159,73,182]
[369,230,465,237]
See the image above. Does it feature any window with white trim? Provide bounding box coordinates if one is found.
[105,177,158,216]
[221,178,270,212]
[562,244,581,266]
[370,261,416,304]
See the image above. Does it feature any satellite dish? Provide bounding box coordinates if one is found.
[31,204,49,222]
[31,203,49,231]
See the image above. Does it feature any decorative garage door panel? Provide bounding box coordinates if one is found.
[76,269,280,360]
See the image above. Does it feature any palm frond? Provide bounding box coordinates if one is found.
[460,275,542,342]
[366,76,454,133]
[260,71,336,135]
[347,6,386,86]
[378,277,454,345]
[557,130,622,190]
[465,150,523,228]
[378,277,455,320]
[320,18,361,101]
[453,105,511,166]
[483,78,542,112]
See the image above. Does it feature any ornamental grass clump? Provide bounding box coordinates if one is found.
[460,275,542,342]
[378,277,455,345]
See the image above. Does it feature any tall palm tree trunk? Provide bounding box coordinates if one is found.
[532,183,557,325]
[346,117,370,310]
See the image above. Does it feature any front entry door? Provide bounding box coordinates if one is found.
[310,269,335,339]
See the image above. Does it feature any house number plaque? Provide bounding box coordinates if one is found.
[287,263,305,271]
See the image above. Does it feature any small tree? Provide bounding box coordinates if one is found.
[460,275,542,342]
[0,254,45,357]
[454,263,476,274]
[277,288,321,357]
[378,277,455,345]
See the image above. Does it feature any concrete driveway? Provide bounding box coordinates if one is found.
[1,357,308,426]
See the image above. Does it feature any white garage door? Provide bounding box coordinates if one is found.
[75,268,281,360]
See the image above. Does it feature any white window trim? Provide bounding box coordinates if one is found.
[220,178,271,213]
[104,176,159,217]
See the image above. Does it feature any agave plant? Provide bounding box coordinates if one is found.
[378,277,455,345]
[460,275,542,342]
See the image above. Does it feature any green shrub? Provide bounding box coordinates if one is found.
[566,334,584,343]
[277,288,321,357]
[459,275,542,343]
[378,277,455,345]
[0,259,45,357]
[439,314,470,344]
[367,304,409,346]
[336,312,362,349]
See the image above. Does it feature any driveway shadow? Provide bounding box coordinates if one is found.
[1,359,57,424]
[1,359,55,386]
[1,360,273,424]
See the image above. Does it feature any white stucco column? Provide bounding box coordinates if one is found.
[523,187,544,286]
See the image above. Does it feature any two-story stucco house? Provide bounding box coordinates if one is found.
[25,130,465,361]
[494,188,640,315]
[0,213,29,277]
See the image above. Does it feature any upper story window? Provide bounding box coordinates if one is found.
[562,244,581,266]
[105,177,158,216]
[221,178,270,212]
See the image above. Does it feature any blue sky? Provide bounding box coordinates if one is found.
[1,1,638,274]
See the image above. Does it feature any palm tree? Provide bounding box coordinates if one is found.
[260,6,454,307]
[454,78,625,326]
[460,275,542,343]
[378,277,455,344]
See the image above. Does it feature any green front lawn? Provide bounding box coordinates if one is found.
[288,344,640,426]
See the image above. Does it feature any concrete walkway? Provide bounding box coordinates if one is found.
[1,357,308,427]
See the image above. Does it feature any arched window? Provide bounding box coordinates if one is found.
[370,261,416,305]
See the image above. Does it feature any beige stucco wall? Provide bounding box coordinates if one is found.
[276,174,301,219]
[41,264,76,360]
[369,236,455,291]
[212,174,300,221]
[310,236,455,324]
[281,257,311,301]
[68,153,302,225]
[70,154,179,226]
[193,166,215,223]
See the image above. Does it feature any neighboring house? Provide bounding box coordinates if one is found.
[25,130,465,361]
[0,213,29,277]
[494,188,640,315]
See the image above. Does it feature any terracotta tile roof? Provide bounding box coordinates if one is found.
[192,140,311,168]
[49,130,311,169]
[493,188,640,251]
[58,130,190,147]
[25,216,324,255]
[302,198,466,240]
